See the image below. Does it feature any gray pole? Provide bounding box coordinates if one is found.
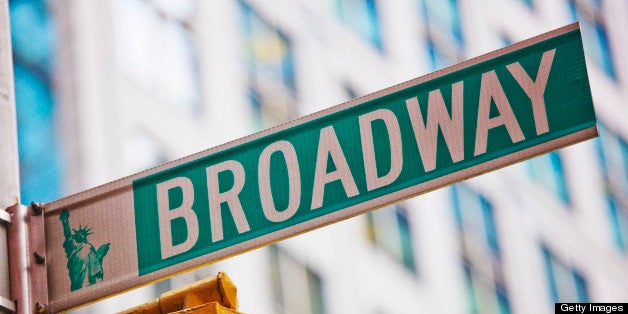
[0,0,19,312]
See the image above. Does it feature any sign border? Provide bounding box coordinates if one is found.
[43,22,596,312]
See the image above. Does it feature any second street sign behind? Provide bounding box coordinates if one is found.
[42,23,596,312]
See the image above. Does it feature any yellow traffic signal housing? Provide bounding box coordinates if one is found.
[119,272,242,314]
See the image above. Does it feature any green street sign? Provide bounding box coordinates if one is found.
[41,23,596,312]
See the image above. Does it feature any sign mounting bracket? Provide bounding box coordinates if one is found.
[7,203,49,313]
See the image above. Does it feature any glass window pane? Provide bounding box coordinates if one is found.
[152,0,195,20]
[519,0,534,8]
[597,125,628,196]
[370,208,402,256]
[365,204,417,272]
[607,193,628,251]
[9,0,55,69]
[542,246,589,303]
[574,271,589,302]
[11,0,62,204]
[581,0,602,9]
[335,0,383,50]
[569,0,615,79]
[464,266,479,314]
[308,270,325,314]
[396,206,417,271]
[464,261,511,314]
[426,38,453,70]
[241,2,297,128]
[497,288,511,314]
[421,0,462,43]
[269,246,326,314]
[526,152,570,203]
[112,0,201,111]
[158,22,201,108]
[241,3,295,89]
[452,185,500,254]
[14,62,62,203]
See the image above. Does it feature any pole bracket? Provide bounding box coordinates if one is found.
[7,203,49,314]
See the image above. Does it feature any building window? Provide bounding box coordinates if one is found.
[365,203,417,273]
[519,0,534,9]
[499,34,513,47]
[526,152,570,204]
[343,84,359,101]
[568,0,615,80]
[452,185,500,254]
[464,263,511,314]
[596,124,628,251]
[421,0,463,44]
[240,1,297,129]
[597,125,628,197]
[542,246,589,303]
[420,0,463,71]
[112,0,202,111]
[606,193,628,251]
[426,37,455,71]
[10,0,63,203]
[452,185,510,313]
[269,246,326,314]
[335,0,383,51]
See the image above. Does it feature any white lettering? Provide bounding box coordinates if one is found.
[359,109,403,191]
[506,49,556,135]
[405,81,464,171]
[311,126,359,210]
[157,177,199,259]
[258,140,301,222]
[475,70,525,156]
[206,160,251,242]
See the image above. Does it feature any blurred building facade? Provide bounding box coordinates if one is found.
[10,0,628,313]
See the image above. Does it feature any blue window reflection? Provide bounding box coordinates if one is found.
[596,124,628,196]
[10,0,63,203]
[519,0,534,8]
[542,246,589,303]
[526,152,570,204]
[241,1,295,91]
[10,0,55,69]
[426,37,453,70]
[335,0,383,51]
[421,0,463,44]
[596,124,628,252]
[569,0,615,80]
[452,184,500,254]
[463,261,511,314]
[365,203,417,273]
[607,194,628,252]
[240,1,297,129]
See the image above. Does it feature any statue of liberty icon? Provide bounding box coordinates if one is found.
[60,209,110,291]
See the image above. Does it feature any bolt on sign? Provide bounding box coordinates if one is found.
[40,23,596,312]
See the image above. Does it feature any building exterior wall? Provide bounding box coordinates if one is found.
[10,0,628,313]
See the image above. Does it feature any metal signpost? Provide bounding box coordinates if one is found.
[0,1,18,312]
[12,23,597,312]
